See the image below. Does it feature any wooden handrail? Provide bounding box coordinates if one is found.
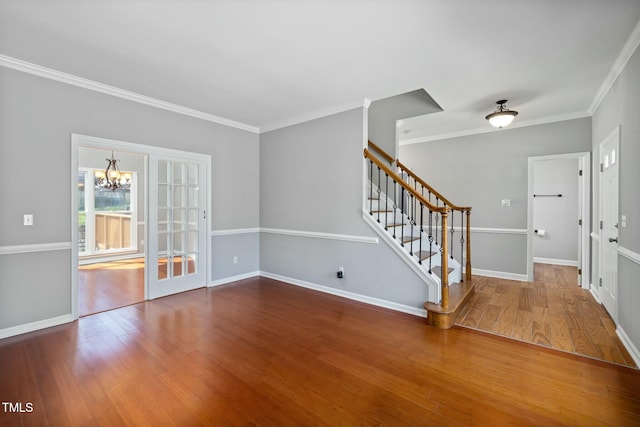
[364,148,448,214]
[367,140,394,164]
[396,159,472,212]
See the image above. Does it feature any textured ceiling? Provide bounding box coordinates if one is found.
[1,0,639,140]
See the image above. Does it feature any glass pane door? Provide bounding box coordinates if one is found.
[149,155,207,299]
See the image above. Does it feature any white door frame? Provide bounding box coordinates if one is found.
[526,152,591,288]
[71,134,212,319]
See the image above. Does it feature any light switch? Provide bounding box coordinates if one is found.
[621,215,627,228]
[501,199,511,207]
[23,214,34,226]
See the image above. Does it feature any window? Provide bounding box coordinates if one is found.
[78,167,138,257]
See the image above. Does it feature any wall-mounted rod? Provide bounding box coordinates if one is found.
[533,194,562,198]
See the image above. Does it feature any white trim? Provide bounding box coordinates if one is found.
[532,257,579,267]
[438,226,527,235]
[209,271,260,287]
[590,286,601,304]
[211,228,260,237]
[260,98,371,133]
[74,134,213,160]
[399,111,590,145]
[471,268,529,282]
[78,252,143,266]
[589,19,640,115]
[619,246,640,265]
[591,232,600,242]
[259,271,427,318]
[261,227,379,244]
[616,326,640,368]
[0,241,72,255]
[0,54,259,134]
[0,314,74,340]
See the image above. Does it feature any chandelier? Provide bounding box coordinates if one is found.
[485,100,518,128]
[94,151,131,191]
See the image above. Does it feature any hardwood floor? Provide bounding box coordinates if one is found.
[1,276,639,426]
[456,263,637,368]
[78,258,145,317]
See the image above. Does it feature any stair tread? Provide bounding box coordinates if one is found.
[414,250,436,261]
[431,265,455,278]
[402,236,419,243]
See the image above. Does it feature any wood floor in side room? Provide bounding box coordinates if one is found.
[456,263,636,368]
[1,276,639,426]
[78,258,145,317]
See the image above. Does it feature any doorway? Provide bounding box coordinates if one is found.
[71,134,211,319]
[526,152,591,288]
[76,147,146,316]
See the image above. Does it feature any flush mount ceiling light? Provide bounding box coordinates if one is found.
[485,99,518,128]
[95,151,131,191]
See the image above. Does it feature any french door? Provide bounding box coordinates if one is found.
[148,154,208,299]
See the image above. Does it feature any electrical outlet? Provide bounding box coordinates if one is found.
[23,214,33,226]
[501,199,511,207]
[233,256,238,264]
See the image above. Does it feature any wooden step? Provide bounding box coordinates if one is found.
[415,250,436,261]
[431,265,454,279]
[402,236,419,243]
[424,280,475,329]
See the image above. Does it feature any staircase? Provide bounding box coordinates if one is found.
[363,141,475,328]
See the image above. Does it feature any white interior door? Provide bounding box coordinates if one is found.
[148,155,207,299]
[599,129,619,321]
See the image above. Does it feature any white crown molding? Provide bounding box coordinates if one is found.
[589,19,640,115]
[261,227,378,244]
[619,246,640,265]
[259,271,427,318]
[0,241,72,255]
[211,228,260,236]
[399,111,590,146]
[0,54,259,134]
[260,98,371,133]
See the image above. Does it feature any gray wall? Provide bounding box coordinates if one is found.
[532,158,579,263]
[368,89,442,159]
[260,108,432,308]
[592,42,640,353]
[0,67,259,330]
[399,117,592,276]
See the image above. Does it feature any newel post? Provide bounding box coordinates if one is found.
[441,209,449,309]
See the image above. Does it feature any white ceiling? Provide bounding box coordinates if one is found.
[2,0,640,141]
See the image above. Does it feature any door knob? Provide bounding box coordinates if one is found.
[609,237,618,243]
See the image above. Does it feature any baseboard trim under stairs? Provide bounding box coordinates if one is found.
[424,280,475,329]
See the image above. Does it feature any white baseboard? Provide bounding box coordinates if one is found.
[0,314,75,340]
[208,271,260,287]
[533,257,579,267]
[471,268,528,282]
[259,271,427,318]
[616,326,640,369]
[590,285,601,303]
